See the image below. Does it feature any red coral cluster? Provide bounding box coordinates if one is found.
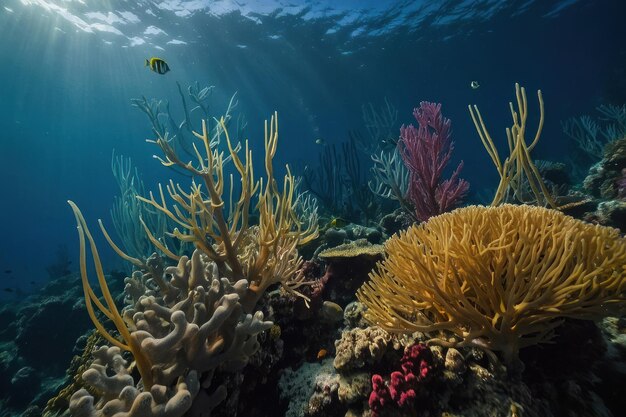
[368,343,433,417]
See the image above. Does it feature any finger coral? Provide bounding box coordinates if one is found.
[66,112,316,416]
[137,112,318,311]
[468,83,556,207]
[357,204,626,368]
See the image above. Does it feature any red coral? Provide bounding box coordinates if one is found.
[369,374,392,416]
[368,343,433,417]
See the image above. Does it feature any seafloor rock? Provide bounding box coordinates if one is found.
[0,273,121,414]
[595,200,626,231]
[15,297,91,370]
[337,372,370,405]
[278,359,334,417]
[583,137,626,199]
[317,240,384,308]
[306,362,342,417]
[324,227,348,247]
[320,301,344,323]
[379,208,414,236]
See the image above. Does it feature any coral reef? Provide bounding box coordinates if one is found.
[20,84,626,417]
[358,204,626,370]
[278,359,336,417]
[562,104,626,160]
[334,327,392,373]
[63,112,318,416]
[583,137,626,199]
[316,240,385,308]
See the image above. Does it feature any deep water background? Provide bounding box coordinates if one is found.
[0,0,625,299]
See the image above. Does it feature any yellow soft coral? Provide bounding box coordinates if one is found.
[136,112,318,310]
[468,83,557,207]
[357,204,626,367]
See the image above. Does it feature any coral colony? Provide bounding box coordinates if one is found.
[6,84,620,417]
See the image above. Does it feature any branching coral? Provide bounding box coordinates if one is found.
[68,202,274,416]
[357,97,400,153]
[131,82,242,164]
[110,151,188,264]
[67,112,317,416]
[357,204,626,368]
[137,112,318,310]
[399,101,469,222]
[562,104,626,160]
[369,148,410,211]
[469,83,556,208]
[68,201,155,389]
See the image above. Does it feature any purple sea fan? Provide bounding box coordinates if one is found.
[399,101,469,222]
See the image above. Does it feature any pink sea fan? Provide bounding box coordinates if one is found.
[399,102,469,222]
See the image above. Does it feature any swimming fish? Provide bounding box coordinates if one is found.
[316,349,328,360]
[328,217,349,228]
[145,57,170,75]
[3,287,13,292]
[315,138,325,145]
[4,269,11,274]
[470,80,480,89]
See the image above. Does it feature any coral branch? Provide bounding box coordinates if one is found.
[398,102,469,222]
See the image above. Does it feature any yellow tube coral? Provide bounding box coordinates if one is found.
[357,204,626,367]
[468,83,557,207]
[137,112,318,311]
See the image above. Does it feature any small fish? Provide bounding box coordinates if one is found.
[4,270,11,274]
[145,57,170,75]
[328,217,349,228]
[315,138,325,145]
[30,281,35,285]
[3,287,13,292]
[321,301,343,322]
[316,349,328,360]
[470,80,480,89]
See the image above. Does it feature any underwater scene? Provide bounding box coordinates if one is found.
[1,0,626,416]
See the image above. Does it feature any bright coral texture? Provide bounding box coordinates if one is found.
[358,205,626,369]
[369,343,432,417]
[399,102,469,222]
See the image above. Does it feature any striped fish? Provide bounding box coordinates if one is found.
[145,57,170,75]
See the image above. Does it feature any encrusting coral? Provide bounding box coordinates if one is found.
[66,112,318,416]
[357,204,626,370]
[333,327,392,372]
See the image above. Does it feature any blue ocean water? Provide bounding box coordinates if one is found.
[0,1,625,414]
[0,0,622,293]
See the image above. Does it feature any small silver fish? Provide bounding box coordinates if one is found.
[315,138,325,145]
[470,80,480,89]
